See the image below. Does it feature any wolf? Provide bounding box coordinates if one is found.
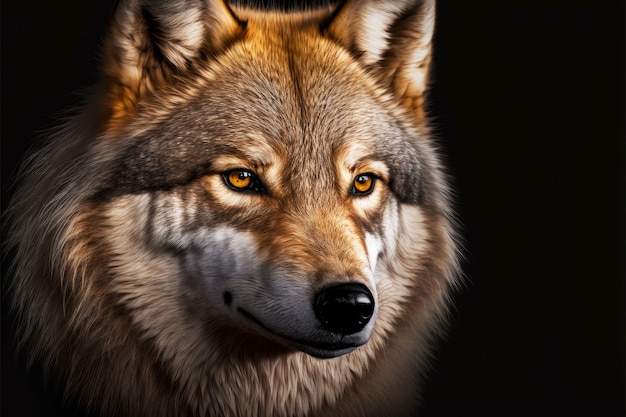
[7,0,460,416]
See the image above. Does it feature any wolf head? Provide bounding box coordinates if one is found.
[9,1,458,416]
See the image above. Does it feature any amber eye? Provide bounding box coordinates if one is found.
[223,169,256,191]
[352,174,376,195]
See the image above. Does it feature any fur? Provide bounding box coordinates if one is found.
[7,1,460,416]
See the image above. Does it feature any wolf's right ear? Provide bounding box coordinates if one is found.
[103,0,241,123]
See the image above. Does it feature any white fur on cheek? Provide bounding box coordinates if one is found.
[365,232,383,273]
[183,226,262,289]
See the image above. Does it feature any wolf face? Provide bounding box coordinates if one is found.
[8,1,459,416]
[105,35,429,359]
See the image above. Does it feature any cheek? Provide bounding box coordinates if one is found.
[350,180,388,219]
[180,226,264,304]
[364,197,400,277]
[365,231,384,271]
[182,226,261,282]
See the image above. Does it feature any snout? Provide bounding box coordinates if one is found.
[231,280,378,359]
[314,283,375,335]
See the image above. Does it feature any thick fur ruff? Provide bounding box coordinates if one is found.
[7,1,460,416]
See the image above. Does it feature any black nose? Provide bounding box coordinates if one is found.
[314,283,375,335]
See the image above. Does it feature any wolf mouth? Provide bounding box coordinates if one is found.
[237,308,364,359]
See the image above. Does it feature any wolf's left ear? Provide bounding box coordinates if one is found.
[326,0,435,122]
[103,0,241,123]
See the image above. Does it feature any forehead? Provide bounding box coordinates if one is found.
[107,18,417,195]
[198,24,395,153]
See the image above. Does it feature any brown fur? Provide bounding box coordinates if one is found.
[7,1,460,416]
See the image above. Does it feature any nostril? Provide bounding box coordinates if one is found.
[314,283,375,335]
[223,292,233,306]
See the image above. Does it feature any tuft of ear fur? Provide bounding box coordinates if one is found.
[326,0,436,122]
[103,0,241,122]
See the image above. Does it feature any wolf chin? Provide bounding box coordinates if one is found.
[7,0,460,416]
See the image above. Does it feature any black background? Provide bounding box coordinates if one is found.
[2,1,624,416]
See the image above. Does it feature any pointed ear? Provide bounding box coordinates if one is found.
[326,0,436,122]
[103,0,241,122]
